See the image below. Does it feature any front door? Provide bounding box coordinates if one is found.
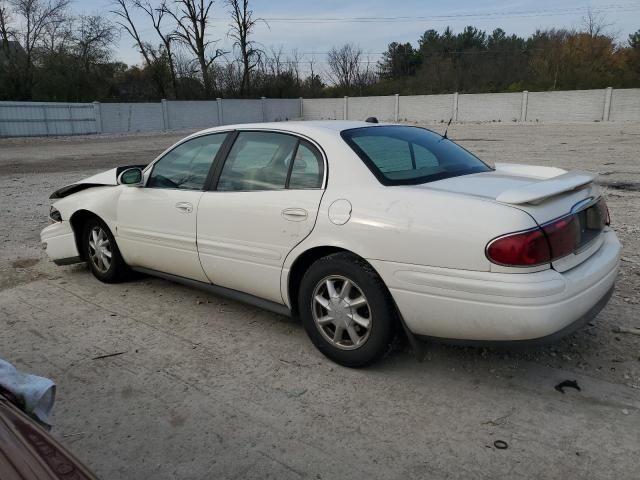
[117,133,228,282]
[197,131,325,303]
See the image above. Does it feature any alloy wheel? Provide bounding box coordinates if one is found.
[311,275,372,350]
[88,226,112,273]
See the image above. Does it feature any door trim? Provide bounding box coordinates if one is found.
[132,266,292,317]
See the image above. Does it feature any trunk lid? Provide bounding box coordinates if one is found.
[422,163,605,271]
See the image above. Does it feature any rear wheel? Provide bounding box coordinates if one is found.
[82,217,130,283]
[298,252,397,367]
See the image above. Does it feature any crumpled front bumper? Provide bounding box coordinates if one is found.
[40,221,82,265]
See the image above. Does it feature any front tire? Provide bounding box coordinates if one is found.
[82,217,130,283]
[298,252,397,367]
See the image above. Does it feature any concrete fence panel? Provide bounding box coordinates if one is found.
[458,92,522,122]
[399,94,454,123]
[219,99,263,124]
[526,90,606,122]
[166,101,219,130]
[264,98,301,122]
[302,98,345,120]
[609,89,640,122]
[100,103,164,134]
[347,95,397,122]
[0,101,96,137]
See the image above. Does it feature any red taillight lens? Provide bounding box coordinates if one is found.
[542,216,578,259]
[488,198,609,267]
[486,228,551,266]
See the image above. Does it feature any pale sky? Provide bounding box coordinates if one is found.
[73,0,640,72]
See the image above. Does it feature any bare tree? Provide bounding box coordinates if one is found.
[2,0,70,98]
[74,15,117,73]
[226,0,262,96]
[111,0,152,69]
[111,0,168,97]
[326,43,362,91]
[288,47,302,88]
[0,1,15,46]
[163,0,226,97]
[580,8,616,79]
[582,8,612,39]
[265,45,284,76]
[134,0,179,98]
[42,13,73,52]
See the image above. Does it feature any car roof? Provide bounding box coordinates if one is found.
[191,120,393,138]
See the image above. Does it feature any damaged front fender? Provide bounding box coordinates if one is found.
[50,165,146,199]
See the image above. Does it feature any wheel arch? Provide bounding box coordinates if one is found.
[69,209,103,260]
[286,246,385,318]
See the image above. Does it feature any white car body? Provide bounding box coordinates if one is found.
[41,121,620,345]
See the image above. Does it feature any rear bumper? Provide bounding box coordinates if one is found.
[370,230,621,341]
[40,221,82,265]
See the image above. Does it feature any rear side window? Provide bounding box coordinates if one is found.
[217,132,298,191]
[287,141,324,189]
[147,134,227,190]
[217,132,324,191]
[341,126,490,186]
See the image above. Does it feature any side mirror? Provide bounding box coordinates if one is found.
[117,167,143,186]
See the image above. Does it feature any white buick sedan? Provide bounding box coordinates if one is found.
[41,121,621,367]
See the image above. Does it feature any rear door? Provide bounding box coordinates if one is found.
[196,131,325,303]
[117,133,228,281]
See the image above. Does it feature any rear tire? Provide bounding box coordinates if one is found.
[82,217,131,283]
[298,252,397,367]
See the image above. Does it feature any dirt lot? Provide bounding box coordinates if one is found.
[1,123,639,479]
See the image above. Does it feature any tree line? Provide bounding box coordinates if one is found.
[0,0,638,102]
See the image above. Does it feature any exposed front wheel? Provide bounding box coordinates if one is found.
[298,253,397,367]
[83,217,130,283]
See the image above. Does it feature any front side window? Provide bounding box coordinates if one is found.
[217,132,324,191]
[341,126,490,186]
[147,133,227,190]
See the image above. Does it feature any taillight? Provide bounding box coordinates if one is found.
[542,216,578,259]
[486,228,551,266]
[487,197,608,267]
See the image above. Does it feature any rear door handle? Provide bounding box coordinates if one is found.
[282,208,308,222]
[175,202,193,213]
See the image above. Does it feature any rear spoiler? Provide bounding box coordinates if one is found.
[496,170,595,205]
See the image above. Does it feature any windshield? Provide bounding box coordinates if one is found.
[341,125,491,186]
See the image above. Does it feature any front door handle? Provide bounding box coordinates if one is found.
[175,202,193,213]
[282,208,308,222]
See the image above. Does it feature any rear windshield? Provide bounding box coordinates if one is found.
[341,125,491,186]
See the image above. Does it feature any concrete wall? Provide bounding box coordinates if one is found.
[306,88,639,125]
[165,100,219,130]
[2,89,639,137]
[609,88,640,122]
[218,99,263,125]
[458,92,522,122]
[100,103,164,134]
[0,102,97,137]
[526,90,605,122]
[347,96,397,121]
[264,98,300,121]
[0,98,303,137]
[399,94,454,123]
[302,98,345,120]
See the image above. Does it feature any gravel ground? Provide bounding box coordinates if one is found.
[0,122,639,479]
